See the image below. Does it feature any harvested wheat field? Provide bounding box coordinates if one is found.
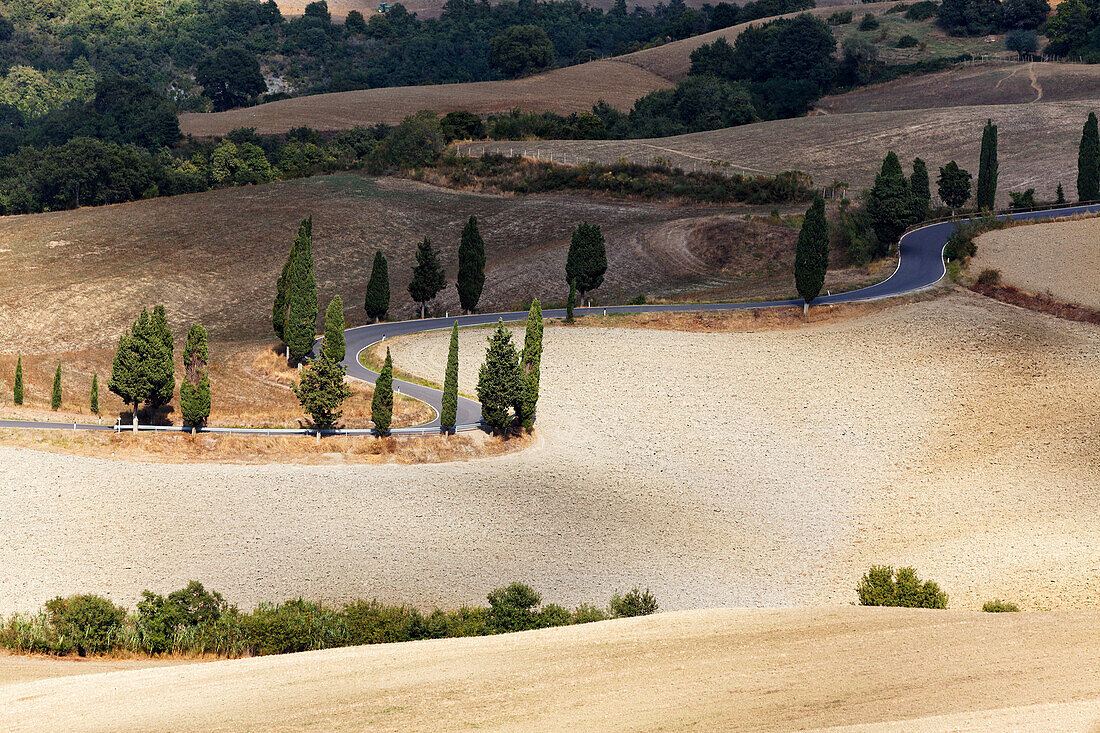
[179,3,896,136]
[974,217,1100,310]
[0,291,1096,615]
[471,99,1100,206]
[4,606,1100,731]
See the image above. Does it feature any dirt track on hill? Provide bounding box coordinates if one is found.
[4,606,1100,731]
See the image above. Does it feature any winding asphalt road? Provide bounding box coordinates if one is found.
[4,203,1098,435]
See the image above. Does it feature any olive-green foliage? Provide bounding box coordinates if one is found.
[321,295,346,363]
[272,226,300,342]
[456,215,486,314]
[50,362,61,410]
[566,279,577,322]
[610,587,660,617]
[490,25,554,77]
[374,110,444,169]
[43,594,126,655]
[89,374,99,414]
[136,581,230,654]
[976,118,998,210]
[566,222,607,299]
[108,308,175,414]
[371,349,394,435]
[794,195,829,306]
[982,599,1020,612]
[942,216,1005,260]
[146,306,176,409]
[477,320,522,434]
[408,236,446,318]
[13,356,22,405]
[364,250,390,321]
[856,566,948,609]
[293,355,351,429]
[937,160,972,212]
[284,217,319,363]
[1078,112,1100,202]
[909,157,931,222]
[180,323,211,427]
[866,151,912,249]
[1056,182,1066,204]
[440,322,459,432]
[487,582,542,632]
[516,300,543,430]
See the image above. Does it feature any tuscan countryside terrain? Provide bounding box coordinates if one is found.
[0,0,1098,728]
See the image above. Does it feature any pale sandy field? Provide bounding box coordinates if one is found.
[975,217,1100,309]
[1,291,1096,616]
[4,606,1100,731]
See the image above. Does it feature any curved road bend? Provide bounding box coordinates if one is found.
[5,203,1099,434]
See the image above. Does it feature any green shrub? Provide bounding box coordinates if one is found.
[610,587,659,617]
[856,566,948,609]
[896,34,920,48]
[859,13,880,30]
[43,594,126,655]
[537,603,573,628]
[975,268,1002,287]
[982,599,1020,612]
[487,582,542,632]
[905,1,938,20]
[344,600,425,645]
[828,10,854,24]
[572,604,610,624]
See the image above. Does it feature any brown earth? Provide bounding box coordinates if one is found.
[3,606,1100,731]
[973,216,1100,310]
[179,3,897,136]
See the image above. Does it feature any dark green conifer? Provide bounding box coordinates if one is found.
[976,119,998,210]
[516,299,543,430]
[364,250,390,321]
[273,224,301,342]
[1078,112,1100,202]
[1056,182,1066,204]
[90,374,99,415]
[565,222,607,303]
[148,305,175,409]
[566,279,576,323]
[476,320,521,435]
[293,354,351,430]
[13,356,22,405]
[866,151,911,250]
[909,157,931,222]
[440,322,459,432]
[371,349,394,435]
[456,215,486,314]
[50,362,61,410]
[937,161,972,214]
[109,329,145,417]
[408,237,446,318]
[284,217,319,363]
[794,196,829,313]
[321,295,346,363]
[180,323,211,428]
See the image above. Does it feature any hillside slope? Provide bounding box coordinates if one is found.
[3,607,1100,731]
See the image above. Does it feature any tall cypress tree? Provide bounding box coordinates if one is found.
[371,348,394,436]
[142,307,175,410]
[272,223,302,342]
[909,157,931,222]
[456,215,486,314]
[90,374,99,415]
[109,328,145,418]
[180,323,211,428]
[976,119,998,210]
[408,237,446,318]
[565,222,607,303]
[13,356,22,405]
[794,196,829,313]
[1078,112,1100,202]
[321,295,346,363]
[866,151,910,251]
[516,299,543,431]
[440,321,459,433]
[284,216,319,363]
[50,362,61,410]
[477,319,522,435]
[364,250,390,322]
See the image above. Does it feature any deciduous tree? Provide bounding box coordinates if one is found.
[938,161,972,214]
[456,215,486,313]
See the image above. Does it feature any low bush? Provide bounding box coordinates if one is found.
[943,216,1006,261]
[610,587,659,617]
[896,34,921,48]
[856,566,948,609]
[43,594,127,655]
[905,1,938,20]
[828,10,854,24]
[859,13,880,30]
[982,599,1020,612]
[975,268,1002,287]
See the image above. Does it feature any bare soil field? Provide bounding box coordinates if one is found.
[817,61,1100,114]
[471,99,1100,206]
[180,3,896,136]
[973,216,1100,310]
[0,292,1095,616]
[4,606,1100,731]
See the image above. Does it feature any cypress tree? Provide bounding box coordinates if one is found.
[180,323,211,428]
[1056,182,1066,204]
[565,222,607,303]
[148,305,175,409]
[976,119,998,210]
[440,321,459,433]
[90,374,99,415]
[909,157,931,222]
[937,161,972,214]
[794,196,829,313]
[321,295,346,363]
[371,348,394,435]
[50,362,61,410]
[456,215,486,314]
[1078,112,1100,202]
[272,224,302,342]
[363,250,390,322]
[866,152,911,251]
[476,319,522,435]
[408,237,446,318]
[566,279,576,323]
[516,299,543,431]
[109,328,145,417]
[293,355,351,430]
[284,216,319,363]
[13,356,22,405]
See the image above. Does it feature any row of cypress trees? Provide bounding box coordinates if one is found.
[10,357,100,415]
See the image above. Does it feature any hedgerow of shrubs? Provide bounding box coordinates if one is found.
[982,599,1020,612]
[0,580,656,659]
[856,566,948,609]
